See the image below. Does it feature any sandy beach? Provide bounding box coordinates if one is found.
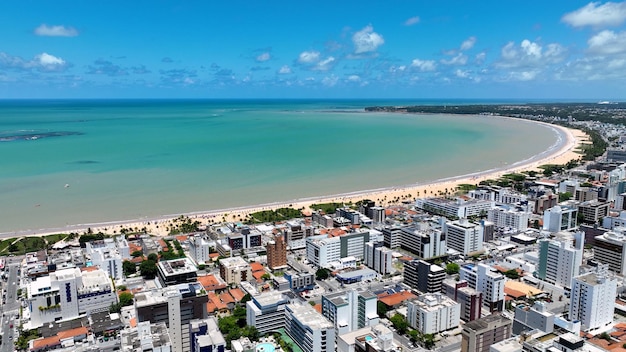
[1,119,588,239]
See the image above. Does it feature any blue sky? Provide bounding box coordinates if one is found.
[2,1,626,99]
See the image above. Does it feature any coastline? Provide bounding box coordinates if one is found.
[0,116,588,239]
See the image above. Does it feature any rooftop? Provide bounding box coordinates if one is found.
[287,303,334,330]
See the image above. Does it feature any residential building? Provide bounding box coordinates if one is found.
[445,219,484,255]
[404,260,446,293]
[602,211,626,230]
[577,200,610,224]
[283,271,315,292]
[512,301,554,335]
[364,241,393,275]
[189,317,226,352]
[536,231,584,289]
[306,231,370,268]
[480,220,495,242]
[283,220,313,249]
[246,291,290,334]
[442,279,483,322]
[460,263,506,312]
[285,303,336,352]
[157,257,198,286]
[120,321,172,352]
[189,235,212,265]
[530,193,558,215]
[336,324,393,352]
[542,205,578,232]
[381,225,403,249]
[266,235,287,270]
[321,290,379,335]
[569,265,617,331]
[574,188,599,202]
[406,293,461,334]
[219,256,252,285]
[27,267,118,329]
[487,205,530,232]
[135,282,209,352]
[84,237,130,281]
[593,229,626,276]
[461,314,512,352]
[416,197,493,219]
[400,225,446,260]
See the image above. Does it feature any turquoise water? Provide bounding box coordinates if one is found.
[256,343,276,352]
[0,99,558,233]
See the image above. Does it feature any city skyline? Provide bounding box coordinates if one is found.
[1,1,626,99]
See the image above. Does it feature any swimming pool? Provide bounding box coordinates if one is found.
[256,343,276,352]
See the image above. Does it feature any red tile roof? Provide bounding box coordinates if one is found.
[57,326,89,340]
[250,262,265,272]
[176,235,188,242]
[130,317,137,328]
[229,288,246,302]
[378,291,417,307]
[32,336,61,351]
[219,292,235,304]
[197,274,227,291]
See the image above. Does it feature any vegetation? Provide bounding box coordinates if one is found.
[315,268,330,280]
[139,259,158,279]
[246,207,303,224]
[445,262,460,275]
[110,292,134,313]
[43,233,68,246]
[167,215,201,235]
[7,236,47,255]
[558,192,572,202]
[390,313,408,335]
[147,253,159,262]
[78,232,107,248]
[377,301,388,318]
[504,269,520,279]
[408,330,436,349]
[131,250,144,257]
[123,260,136,277]
[217,306,259,348]
[15,328,40,351]
[159,239,185,260]
[310,202,345,214]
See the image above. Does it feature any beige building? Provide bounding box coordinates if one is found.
[267,235,287,270]
[461,314,512,352]
[219,256,252,285]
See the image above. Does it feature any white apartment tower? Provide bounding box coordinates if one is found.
[569,265,617,331]
[321,290,379,335]
[543,205,578,232]
[536,231,584,289]
[460,263,506,312]
[364,241,393,275]
[445,219,484,255]
[189,235,211,265]
[406,293,461,334]
[285,303,336,352]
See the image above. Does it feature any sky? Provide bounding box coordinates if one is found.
[2,1,626,100]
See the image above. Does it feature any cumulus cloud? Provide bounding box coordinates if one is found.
[86,59,128,76]
[314,56,336,71]
[460,36,476,51]
[441,53,468,65]
[455,69,470,78]
[0,52,69,72]
[410,59,437,71]
[347,75,361,82]
[587,30,626,54]
[497,39,566,68]
[256,52,271,62]
[322,75,339,86]
[562,1,626,28]
[160,68,198,85]
[278,65,292,74]
[475,52,487,64]
[296,51,335,71]
[298,51,321,64]
[404,16,420,26]
[34,24,78,37]
[352,25,384,54]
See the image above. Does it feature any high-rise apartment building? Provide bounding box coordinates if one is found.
[445,219,484,255]
[461,314,512,352]
[321,290,379,335]
[266,235,287,270]
[536,231,584,289]
[285,304,336,352]
[569,265,617,331]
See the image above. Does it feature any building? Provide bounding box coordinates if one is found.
[461,314,512,352]
[120,321,172,352]
[227,227,262,250]
[400,225,446,260]
[27,267,118,329]
[285,303,336,352]
[480,220,495,242]
[266,235,287,270]
[336,324,393,352]
[85,237,130,281]
[283,271,315,292]
[246,291,290,334]
[530,193,558,215]
[487,205,530,232]
[446,219,484,255]
[321,290,379,335]
[542,205,578,232]
[442,279,483,322]
[406,293,461,334]
[569,265,617,331]
[381,225,403,249]
[306,231,371,268]
[364,241,393,275]
[157,257,199,286]
[135,282,209,352]
[512,301,554,335]
[283,220,314,249]
[460,263,506,312]
[593,229,626,276]
[536,231,584,289]
[577,200,611,224]
[219,256,252,285]
[189,235,212,265]
[189,317,226,352]
[404,260,446,293]
[416,197,493,219]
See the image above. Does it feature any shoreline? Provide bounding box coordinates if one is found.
[0,117,588,239]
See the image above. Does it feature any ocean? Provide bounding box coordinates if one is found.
[0,99,557,233]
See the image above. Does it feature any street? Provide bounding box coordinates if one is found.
[1,262,20,352]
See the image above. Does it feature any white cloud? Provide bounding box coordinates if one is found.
[389,65,407,73]
[256,52,271,62]
[455,69,470,78]
[37,53,65,66]
[322,75,338,86]
[314,56,336,71]
[497,40,566,68]
[587,30,626,54]
[460,36,476,51]
[441,53,468,65]
[404,16,420,26]
[475,52,487,64]
[347,75,361,82]
[562,1,626,28]
[298,51,320,64]
[352,25,384,54]
[410,59,437,71]
[0,51,68,72]
[278,65,292,74]
[34,24,78,37]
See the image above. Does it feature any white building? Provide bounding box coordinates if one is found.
[189,235,211,265]
[285,303,336,352]
[306,235,341,268]
[406,293,461,334]
[460,263,507,312]
[416,197,493,219]
[219,256,252,285]
[542,205,578,232]
[445,219,484,255]
[569,265,617,331]
[321,290,379,335]
[364,242,393,275]
[337,324,394,352]
[85,236,130,281]
[400,224,446,260]
[536,231,584,289]
[121,321,172,352]
[246,291,290,334]
[27,268,118,329]
[488,205,530,232]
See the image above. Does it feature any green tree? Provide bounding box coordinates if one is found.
[558,192,573,202]
[315,268,330,280]
[119,292,134,307]
[131,250,144,257]
[261,273,271,280]
[139,259,158,279]
[377,301,388,318]
[504,269,520,279]
[241,293,252,304]
[123,260,136,277]
[147,253,158,262]
[390,313,408,335]
[446,262,460,275]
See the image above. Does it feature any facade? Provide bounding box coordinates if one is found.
[542,205,578,232]
[569,265,617,331]
[306,232,370,268]
[532,193,558,215]
[512,301,554,335]
[400,225,446,260]
[27,268,118,329]
[120,322,172,352]
[285,303,336,352]
[189,317,226,352]
[445,219,484,255]
[219,256,252,285]
[593,230,626,276]
[266,235,287,270]
[189,235,212,265]
[157,257,199,286]
[416,197,493,219]
[406,293,460,334]
[460,263,506,312]
[364,241,393,275]
[461,314,512,352]
[536,231,584,289]
[85,237,130,281]
[340,231,371,260]
[404,260,446,293]
[246,291,290,334]
[577,200,611,224]
[135,282,209,352]
[283,220,313,249]
[283,271,315,292]
[381,225,403,249]
[442,279,483,322]
[487,206,530,232]
[336,324,394,352]
[321,290,379,335]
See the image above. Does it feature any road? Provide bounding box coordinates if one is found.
[1,262,20,352]
[437,341,461,352]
